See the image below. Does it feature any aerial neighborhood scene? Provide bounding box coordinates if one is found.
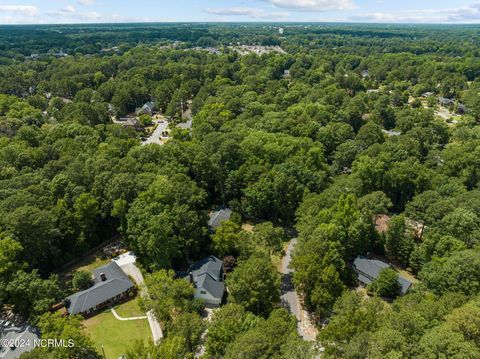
[2,0,480,358]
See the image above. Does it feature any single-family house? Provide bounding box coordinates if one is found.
[438,97,454,107]
[353,257,412,295]
[188,256,225,307]
[421,92,434,98]
[118,117,142,130]
[136,101,155,116]
[208,207,232,231]
[65,262,135,317]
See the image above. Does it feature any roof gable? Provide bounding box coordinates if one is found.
[66,262,134,315]
[208,207,232,229]
[353,257,412,295]
[190,256,224,300]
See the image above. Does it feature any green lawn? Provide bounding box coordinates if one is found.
[114,297,145,318]
[83,299,151,359]
[77,256,110,273]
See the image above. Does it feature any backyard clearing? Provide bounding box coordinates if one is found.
[83,299,151,359]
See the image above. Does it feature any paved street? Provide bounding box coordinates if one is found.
[280,238,318,341]
[141,118,169,146]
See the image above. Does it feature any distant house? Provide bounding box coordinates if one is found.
[136,101,155,116]
[208,207,232,230]
[118,117,142,130]
[189,256,225,307]
[438,97,454,107]
[65,262,135,317]
[353,257,412,295]
[176,119,192,130]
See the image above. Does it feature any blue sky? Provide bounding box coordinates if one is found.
[1,0,480,24]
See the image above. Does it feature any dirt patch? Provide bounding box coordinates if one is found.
[241,223,254,233]
[375,214,391,233]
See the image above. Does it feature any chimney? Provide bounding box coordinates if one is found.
[100,273,107,281]
[189,272,195,287]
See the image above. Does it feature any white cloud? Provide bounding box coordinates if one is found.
[448,4,480,22]
[0,5,39,16]
[349,3,480,23]
[264,0,357,12]
[47,6,77,17]
[206,7,289,19]
[77,0,94,5]
[46,5,104,21]
[64,6,76,14]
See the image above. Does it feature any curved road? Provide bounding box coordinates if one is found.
[280,238,317,341]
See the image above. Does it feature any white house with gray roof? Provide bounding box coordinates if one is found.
[353,257,412,295]
[189,256,225,307]
[65,262,135,317]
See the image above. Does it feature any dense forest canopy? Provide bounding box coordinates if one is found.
[1,23,480,358]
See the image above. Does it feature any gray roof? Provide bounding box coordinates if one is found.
[208,207,232,229]
[65,262,134,315]
[191,256,225,299]
[136,101,155,115]
[176,119,192,130]
[438,97,454,106]
[353,257,412,295]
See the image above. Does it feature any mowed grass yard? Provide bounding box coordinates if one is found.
[83,298,151,359]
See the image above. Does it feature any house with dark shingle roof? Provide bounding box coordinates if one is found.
[65,262,135,317]
[353,257,412,295]
[438,97,455,107]
[208,207,232,231]
[136,101,155,116]
[189,256,225,307]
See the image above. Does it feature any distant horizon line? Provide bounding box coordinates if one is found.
[1,21,480,27]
